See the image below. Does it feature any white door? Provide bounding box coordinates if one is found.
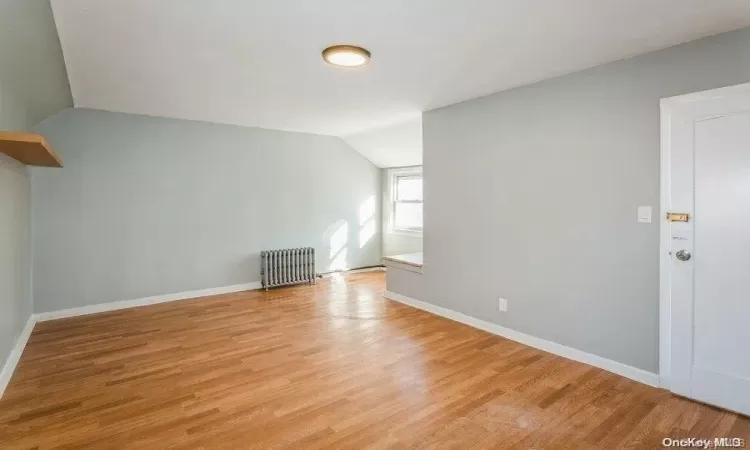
[662,83,750,416]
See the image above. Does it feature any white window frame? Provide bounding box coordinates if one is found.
[388,166,423,236]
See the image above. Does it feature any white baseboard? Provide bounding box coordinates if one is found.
[35,281,263,322]
[0,316,36,399]
[349,266,386,273]
[322,266,386,277]
[384,291,661,388]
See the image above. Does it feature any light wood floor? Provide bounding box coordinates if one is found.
[0,272,747,449]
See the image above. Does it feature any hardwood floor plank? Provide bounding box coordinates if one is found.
[0,272,747,449]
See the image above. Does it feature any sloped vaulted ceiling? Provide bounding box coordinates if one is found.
[50,0,750,164]
[342,118,422,168]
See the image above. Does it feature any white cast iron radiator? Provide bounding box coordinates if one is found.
[260,247,316,290]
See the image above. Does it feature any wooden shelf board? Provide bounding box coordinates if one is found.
[0,132,63,167]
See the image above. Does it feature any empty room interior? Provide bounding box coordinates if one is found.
[2,0,750,448]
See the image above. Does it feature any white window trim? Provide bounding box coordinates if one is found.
[387,166,423,236]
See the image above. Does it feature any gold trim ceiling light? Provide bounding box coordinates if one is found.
[322,45,371,68]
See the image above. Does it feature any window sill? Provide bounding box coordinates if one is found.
[383,252,423,274]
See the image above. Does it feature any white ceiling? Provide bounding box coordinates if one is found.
[52,0,750,141]
[342,118,422,168]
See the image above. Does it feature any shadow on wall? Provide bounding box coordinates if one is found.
[324,195,377,272]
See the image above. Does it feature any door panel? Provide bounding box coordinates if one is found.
[666,84,750,416]
[694,114,750,380]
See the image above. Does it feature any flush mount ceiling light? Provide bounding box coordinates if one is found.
[322,45,371,68]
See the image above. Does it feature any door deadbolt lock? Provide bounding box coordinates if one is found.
[675,250,691,261]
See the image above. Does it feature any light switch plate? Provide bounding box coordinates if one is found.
[638,206,652,223]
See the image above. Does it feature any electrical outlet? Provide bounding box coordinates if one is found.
[498,297,508,312]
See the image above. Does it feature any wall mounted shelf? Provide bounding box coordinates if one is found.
[0,132,63,167]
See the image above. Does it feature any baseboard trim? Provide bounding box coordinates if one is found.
[35,282,263,322]
[0,316,36,399]
[348,266,386,273]
[383,291,660,388]
[321,266,386,277]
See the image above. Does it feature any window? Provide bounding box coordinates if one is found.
[390,168,423,233]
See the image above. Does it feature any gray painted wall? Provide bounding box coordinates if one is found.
[381,167,423,256]
[0,156,31,370]
[32,109,381,313]
[0,0,72,130]
[386,266,424,302]
[422,27,750,373]
[0,0,71,371]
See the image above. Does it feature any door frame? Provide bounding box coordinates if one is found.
[659,81,750,390]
